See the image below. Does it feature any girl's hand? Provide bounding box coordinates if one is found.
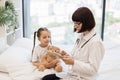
[62,55,74,65]
[32,62,41,68]
[45,59,59,68]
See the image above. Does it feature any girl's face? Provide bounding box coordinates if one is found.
[74,22,82,33]
[38,31,51,47]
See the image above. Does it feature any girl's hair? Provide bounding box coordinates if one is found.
[72,7,95,33]
[32,27,52,55]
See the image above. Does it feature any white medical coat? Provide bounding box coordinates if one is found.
[56,29,105,80]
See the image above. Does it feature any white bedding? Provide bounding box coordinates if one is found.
[0,38,120,80]
[0,63,62,80]
[6,63,61,80]
[0,72,11,80]
[0,38,68,80]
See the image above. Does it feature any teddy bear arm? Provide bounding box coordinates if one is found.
[54,63,62,72]
[40,55,52,68]
[38,64,46,71]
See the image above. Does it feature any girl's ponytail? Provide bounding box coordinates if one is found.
[32,31,37,55]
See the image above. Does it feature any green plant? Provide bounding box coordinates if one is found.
[5,0,19,29]
[0,0,18,30]
[0,7,10,26]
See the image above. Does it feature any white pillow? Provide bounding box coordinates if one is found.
[12,38,33,51]
[0,46,32,72]
[6,63,37,80]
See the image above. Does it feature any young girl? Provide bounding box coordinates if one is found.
[32,27,60,69]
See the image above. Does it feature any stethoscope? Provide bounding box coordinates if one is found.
[71,33,96,56]
[76,33,96,48]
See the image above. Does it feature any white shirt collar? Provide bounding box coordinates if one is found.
[79,29,96,42]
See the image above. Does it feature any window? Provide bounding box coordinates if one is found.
[104,0,120,45]
[30,0,103,51]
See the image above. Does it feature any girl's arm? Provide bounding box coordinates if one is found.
[32,46,40,67]
[32,61,40,67]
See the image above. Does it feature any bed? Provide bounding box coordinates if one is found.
[97,43,120,80]
[0,38,68,80]
[0,38,120,80]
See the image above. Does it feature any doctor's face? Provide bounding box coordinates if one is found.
[74,22,82,33]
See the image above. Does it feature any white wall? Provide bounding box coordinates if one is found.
[0,0,5,7]
[0,0,7,53]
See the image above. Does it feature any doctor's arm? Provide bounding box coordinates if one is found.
[72,42,104,76]
[62,42,104,76]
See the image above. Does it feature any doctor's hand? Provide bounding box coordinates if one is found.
[62,55,74,65]
[60,50,69,56]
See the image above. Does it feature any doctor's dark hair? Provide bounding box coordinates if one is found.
[32,27,52,55]
[72,7,95,33]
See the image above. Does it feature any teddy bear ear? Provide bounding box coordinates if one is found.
[47,46,52,50]
[47,45,60,53]
[47,50,62,58]
[53,46,60,50]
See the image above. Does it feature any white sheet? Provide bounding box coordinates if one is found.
[0,38,63,80]
[0,72,11,80]
[5,62,68,80]
[2,51,120,80]
[0,63,63,80]
[0,46,31,72]
[1,38,120,80]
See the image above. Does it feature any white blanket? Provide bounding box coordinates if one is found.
[0,38,68,80]
[2,38,119,80]
[6,63,60,80]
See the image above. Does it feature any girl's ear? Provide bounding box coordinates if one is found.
[38,37,41,41]
[47,46,52,50]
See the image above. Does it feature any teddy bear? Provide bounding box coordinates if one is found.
[38,46,62,72]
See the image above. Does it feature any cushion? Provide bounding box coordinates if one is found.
[6,63,36,80]
[6,63,59,80]
[12,38,33,51]
[0,46,32,72]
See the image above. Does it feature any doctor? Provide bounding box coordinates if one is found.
[42,7,105,80]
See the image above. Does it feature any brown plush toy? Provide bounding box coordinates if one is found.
[38,46,62,72]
